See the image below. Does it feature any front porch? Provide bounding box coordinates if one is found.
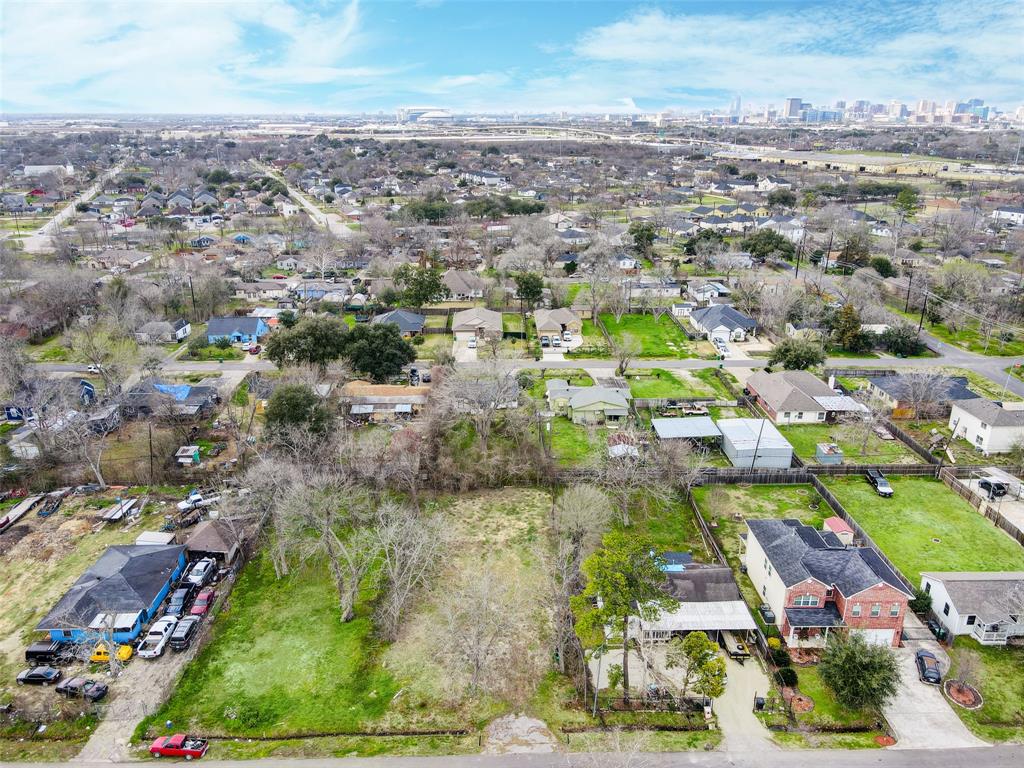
[784,605,844,649]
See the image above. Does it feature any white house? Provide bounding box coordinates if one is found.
[689,304,756,342]
[992,206,1024,226]
[948,398,1024,455]
[688,282,731,304]
[920,572,1024,645]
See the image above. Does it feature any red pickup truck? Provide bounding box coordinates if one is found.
[149,733,209,760]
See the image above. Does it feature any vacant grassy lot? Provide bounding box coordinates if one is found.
[547,417,607,466]
[411,334,452,361]
[502,313,525,333]
[948,638,1024,743]
[576,318,610,355]
[890,307,1024,357]
[822,477,1024,584]
[600,314,693,358]
[776,424,922,464]
[627,368,714,399]
[143,490,559,753]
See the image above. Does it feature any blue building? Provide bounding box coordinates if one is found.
[36,545,187,643]
[206,316,269,345]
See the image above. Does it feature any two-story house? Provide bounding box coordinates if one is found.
[744,518,912,647]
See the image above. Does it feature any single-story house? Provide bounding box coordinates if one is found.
[452,307,503,341]
[745,519,911,648]
[718,418,793,468]
[920,572,1024,645]
[123,379,219,420]
[546,379,631,416]
[785,321,825,340]
[690,305,756,343]
[688,282,731,303]
[948,398,1024,455]
[533,308,582,337]
[206,316,269,345]
[341,380,431,422]
[35,545,187,643]
[568,387,630,425]
[633,562,757,642]
[443,270,487,301]
[745,370,865,425]
[372,309,426,337]
[992,206,1024,226]
[134,319,191,344]
[867,374,978,419]
[558,228,590,248]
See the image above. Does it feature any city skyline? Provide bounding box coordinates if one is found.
[1,0,1022,116]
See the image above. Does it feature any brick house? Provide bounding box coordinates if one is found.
[744,519,911,647]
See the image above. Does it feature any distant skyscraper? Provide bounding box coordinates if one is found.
[784,98,802,118]
[834,100,846,110]
[729,94,742,116]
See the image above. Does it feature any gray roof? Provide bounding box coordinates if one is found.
[691,304,755,332]
[868,374,978,403]
[451,306,502,333]
[785,604,844,628]
[747,370,833,413]
[652,417,721,440]
[663,564,742,602]
[534,308,579,332]
[569,387,629,410]
[372,309,425,333]
[952,398,1024,427]
[920,572,1024,623]
[37,545,185,630]
[748,519,911,597]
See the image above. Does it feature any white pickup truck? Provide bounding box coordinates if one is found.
[176,490,221,513]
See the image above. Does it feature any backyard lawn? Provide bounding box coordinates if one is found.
[903,419,1017,467]
[821,476,1024,584]
[600,313,693,358]
[502,313,525,333]
[776,423,922,464]
[947,638,1024,743]
[546,417,607,466]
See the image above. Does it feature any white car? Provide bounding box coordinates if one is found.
[562,331,572,342]
[86,364,100,374]
[551,336,561,347]
[467,338,477,349]
[240,342,252,351]
[137,616,178,659]
[176,491,220,512]
[186,558,217,587]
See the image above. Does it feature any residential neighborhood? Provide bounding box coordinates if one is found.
[2,3,1024,765]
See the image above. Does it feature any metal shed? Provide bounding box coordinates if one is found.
[717,418,793,469]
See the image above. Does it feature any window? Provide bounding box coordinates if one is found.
[796,412,803,419]
[943,603,950,616]
[762,585,767,597]
[924,582,931,594]
[825,588,834,598]
[793,594,819,607]
[60,630,73,639]
[767,564,772,577]
[851,603,861,617]
[763,557,768,570]
[870,603,881,617]
[817,412,826,421]
[782,412,790,419]
[890,603,900,617]
[966,615,976,626]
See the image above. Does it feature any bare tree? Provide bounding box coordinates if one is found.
[610,332,641,376]
[433,359,520,454]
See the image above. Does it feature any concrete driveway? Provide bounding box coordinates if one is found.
[453,340,478,363]
[715,655,778,751]
[883,615,986,749]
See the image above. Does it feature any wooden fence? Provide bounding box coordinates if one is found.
[883,419,940,465]
[938,468,1024,547]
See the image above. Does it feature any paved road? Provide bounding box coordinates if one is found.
[30,744,1024,768]
[18,161,127,253]
[254,162,353,238]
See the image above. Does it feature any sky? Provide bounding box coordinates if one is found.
[1,0,1022,115]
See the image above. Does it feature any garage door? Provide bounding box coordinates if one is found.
[852,628,896,647]
[710,330,730,343]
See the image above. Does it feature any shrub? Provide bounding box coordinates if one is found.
[776,667,798,687]
[411,334,425,346]
[770,645,792,667]
[767,637,782,651]
[187,335,209,356]
[909,587,932,614]
[213,336,233,350]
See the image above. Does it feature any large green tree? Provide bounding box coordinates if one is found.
[265,315,348,373]
[628,221,657,257]
[265,383,333,436]
[819,633,901,710]
[741,229,795,262]
[341,324,416,383]
[393,264,450,308]
[513,272,545,311]
[572,531,677,702]
[768,338,826,370]
[666,631,727,699]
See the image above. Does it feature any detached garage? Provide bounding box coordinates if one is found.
[718,418,793,469]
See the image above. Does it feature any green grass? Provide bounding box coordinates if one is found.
[939,368,1019,401]
[626,369,714,399]
[794,665,878,730]
[566,284,582,305]
[502,313,525,333]
[821,476,1024,584]
[947,638,1024,743]
[176,734,480,760]
[904,419,1018,467]
[600,314,693,358]
[578,319,609,353]
[890,307,1024,356]
[547,417,606,466]
[525,369,593,400]
[629,495,712,562]
[188,345,244,361]
[776,423,922,464]
[141,553,401,738]
[423,314,448,329]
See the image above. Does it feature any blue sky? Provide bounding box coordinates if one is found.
[1,0,1021,114]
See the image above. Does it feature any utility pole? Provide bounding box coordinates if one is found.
[188,274,198,322]
[822,230,834,272]
[794,233,804,279]
[904,268,914,312]
[148,422,155,487]
[917,292,929,335]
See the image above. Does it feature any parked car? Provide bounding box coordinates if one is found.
[248,345,261,355]
[169,615,202,652]
[240,342,252,351]
[551,336,561,347]
[190,587,216,616]
[90,642,134,664]
[916,649,942,684]
[55,677,108,701]
[177,491,220,513]
[86,364,100,374]
[187,558,217,587]
[24,640,70,666]
[137,616,178,659]
[16,666,62,686]
[467,338,477,349]
[758,604,776,624]
[979,477,1008,499]
[540,335,550,347]
[166,584,198,617]
[925,618,948,641]
[562,331,572,342]
[866,469,894,498]
[149,734,209,760]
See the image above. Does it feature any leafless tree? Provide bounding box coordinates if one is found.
[433,359,520,454]
[895,372,948,420]
[610,332,641,376]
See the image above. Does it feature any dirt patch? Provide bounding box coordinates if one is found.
[789,648,822,665]
[944,680,983,710]
[483,714,558,754]
[781,687,814,714]
[875,734,897,746]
